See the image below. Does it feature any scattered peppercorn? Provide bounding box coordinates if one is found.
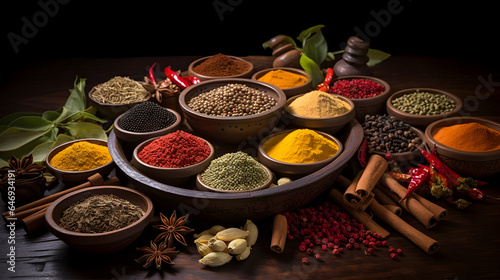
[329,78,385,99]
[118,101,177,132]
[301,257,309,265]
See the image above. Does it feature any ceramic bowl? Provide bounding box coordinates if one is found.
[195,163,273,193]
[257,129,344,176]
[46,139,115,186]
[371,126,427,163]
[45,185,154,254]
[131,134,215,186]
[187,55,254,81]
[386,88,463,130]
[88,82,151,120]
[178,78,287,144]
[283,94,356,134]
[113,108,182,147]
[251,67,312,98]
[330,75,391,122]
[425,117,500,177]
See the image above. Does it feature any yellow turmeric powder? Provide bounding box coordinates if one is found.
[258,69,307,89]
[287,90,351,118]
[263,129,339,164]
[50,141,112,171]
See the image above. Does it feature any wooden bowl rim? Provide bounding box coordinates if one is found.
[330,75,391,102]
[113,107,182,136]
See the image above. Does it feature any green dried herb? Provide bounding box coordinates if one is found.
[92,76,149,104]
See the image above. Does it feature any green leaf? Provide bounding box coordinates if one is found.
[42,110,61,121]
[0,112,42,133]
[52,106,70,124]
[0,128,53,151]
[297,24,325,43]
[30,141,55,164]
[8,116,54,131]
[63,77,87,114]
[302,31,328,66]
[299,53,324,88]
[63,122,108,140]
[0,128,57,164]
[367,49,391,67]
[52,134,75,148]
[62,110,108,124]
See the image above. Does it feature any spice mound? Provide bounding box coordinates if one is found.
[200,151,269,191]
[50,141,112,171]
[391,91,455,115]
[263,129,339,164]
[92,76,150,104]
[118,101,177,132]
[362,114,422,154]
[59,194,145,233]
[329,78,385,99]
[257,69,307,89]
[188,83,277,117]
[287,90,351,118]
[193,53,250,77]
[433,122,500,152]
[138,130,211,168]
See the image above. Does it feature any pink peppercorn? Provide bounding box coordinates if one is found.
[390,253,398,259]
[346,243,353,250]
[353,243,360,249]
[396,248,403,255]
[329,79,385,99]
[368,242,376,248]
[315,253,322,261]
[322,238,329,244]
[302,257,309,264]
[306,248,314,255]
[332,249,340,255]
[321,244,327,251]
[366,248,375,256]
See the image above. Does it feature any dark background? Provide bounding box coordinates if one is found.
[1,0,497,84]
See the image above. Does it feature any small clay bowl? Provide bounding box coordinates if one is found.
[88,82,151,120]
[45,185,154,254]
[251,67,312,98]
[46,139,114,186]
[283,94,356,134]
[330,75,391,122]
[425,117,500,177]
[258,129,344,176]
[187,55,254,81]
[371,126,427,163]
[113,108,182,147]
[131,134,215,186]
[387,88,463,130]
[195,163,273,193]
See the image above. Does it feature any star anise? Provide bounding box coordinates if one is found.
[143,76,182,104]
[153,210,194,247]
[0,154,45,182]
[135,240,179,269]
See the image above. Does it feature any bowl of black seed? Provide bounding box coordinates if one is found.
[113,101,182,146]
[179,78,287,144]
[362,114,426,163]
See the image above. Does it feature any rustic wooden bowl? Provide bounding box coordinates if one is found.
[88,83,151,120]
[387,88,463,130]
[371,127,427,163]
[425,117,500,177]
[45,185,154,254]
[107,119,363,223]
[330,75,391,122]
[283,94,356,134]
[131,134,215,186]
[187,55,254,81]
[251,67,312,98]
[178,78,287,144]
[257,129,344,176]
[113,108,182,147]
[45,139,114,186]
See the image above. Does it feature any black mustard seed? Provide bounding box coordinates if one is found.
[118,101,177,132]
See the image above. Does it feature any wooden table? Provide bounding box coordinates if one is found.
[1,56,500,279]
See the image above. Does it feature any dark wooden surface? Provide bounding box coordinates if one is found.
[1,56,500,280]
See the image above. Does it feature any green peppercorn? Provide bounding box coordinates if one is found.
[391,91,455,115]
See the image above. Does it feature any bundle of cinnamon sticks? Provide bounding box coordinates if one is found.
[2,173,120,234]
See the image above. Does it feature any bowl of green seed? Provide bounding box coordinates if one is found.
[386,88,462,129]
[89,76,152,120]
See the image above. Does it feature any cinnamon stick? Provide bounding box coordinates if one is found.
[412,193,448,221]
[343,171,363,207]
[372,187,402,216]
[368,199,439,255]
[378,174,437,229]
[6,202,52,221]
[270,214,288,253]
[330,189,390,239]
[355,154,388,198]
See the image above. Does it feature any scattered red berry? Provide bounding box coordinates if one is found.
[315,253,322,261]
[302,257,309,264]
[390,252,398,259]
[332,249,340,255]
[346,243,353,250]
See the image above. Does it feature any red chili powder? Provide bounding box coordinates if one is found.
[138,130,211,168]
[329,79,385,99]
[193,53,249,77]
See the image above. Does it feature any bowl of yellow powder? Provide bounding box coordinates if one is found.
[258,129,343,176]
[284,90,356,134]
[252,67,312,98]
[46,139,115,185]
[425,117,500,177]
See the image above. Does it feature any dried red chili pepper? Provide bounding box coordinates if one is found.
[164,67,191,89]
[400,166,430,202]
[182,76,201,85]
[149,63,157,86]
[387,171,412,184]
[357,139,369,168]
[315,68,334,92]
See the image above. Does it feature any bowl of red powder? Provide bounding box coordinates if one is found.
[329,75,390,122]
[425,117,500,177]
[187,53,254,81]
[131,130,215,186]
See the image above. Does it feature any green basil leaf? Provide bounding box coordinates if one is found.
[8,116,54,131]
[64,122,108,140]
[299,53,324,88]
[367,49,391,67]
[64,77,87,114]
[302,31,328,65]
[297,25,325,43]
[0,128,53,151]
